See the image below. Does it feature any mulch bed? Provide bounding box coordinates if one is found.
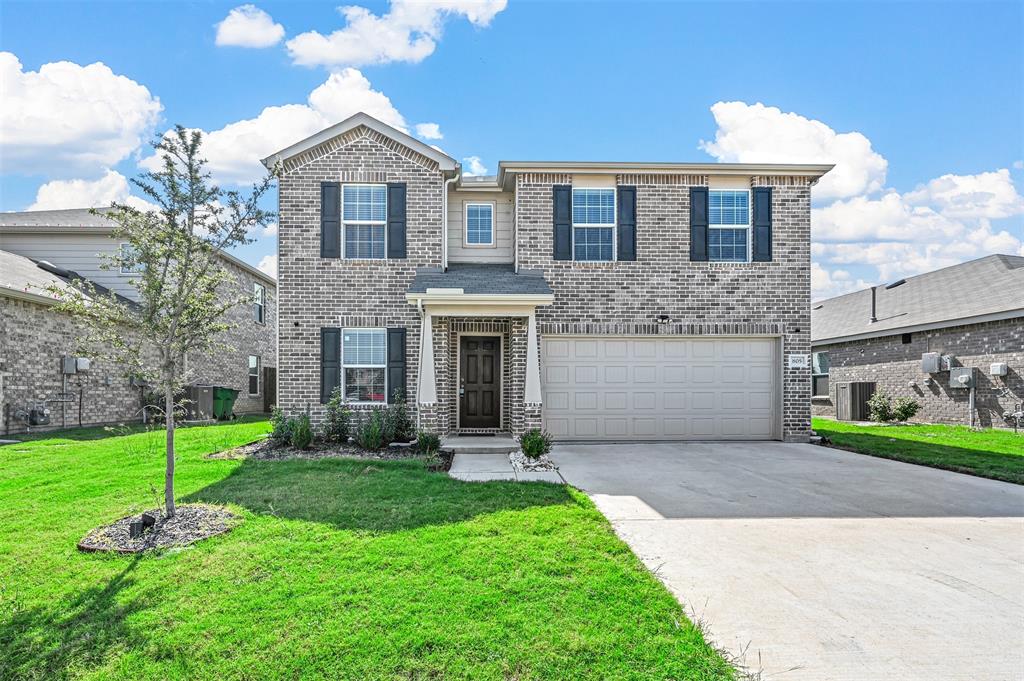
[208,437,454,472]
[77,504,240,554]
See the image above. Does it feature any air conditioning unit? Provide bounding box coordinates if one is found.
[991,362,1008,377]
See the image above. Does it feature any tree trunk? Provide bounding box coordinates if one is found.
[165,384,176,517]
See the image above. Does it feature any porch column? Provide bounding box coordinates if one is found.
[525,313,542,404]
[418,312,437,405]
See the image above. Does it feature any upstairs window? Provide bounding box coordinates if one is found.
[465,203,494,246]
[572,188,615,261]
[119,243,142,274]
[343,328,387,402]
[708,190,750,262]
[253,283,266,324]
[811,351,830,398]
[343,184,386,259]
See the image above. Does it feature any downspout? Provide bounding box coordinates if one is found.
[442,168,461,271]
[513,172,519,273]
[416,297,423,432]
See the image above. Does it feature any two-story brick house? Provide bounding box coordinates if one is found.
[266,113,831,442]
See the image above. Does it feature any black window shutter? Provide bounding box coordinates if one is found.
[386,328,406,403]
[552,185,572,260]
[752,186,773,262]
[386,183,407,259]
[689,186,709,261]
[320,182,340,258]
[320,327,341,404]
[617,186,637,261]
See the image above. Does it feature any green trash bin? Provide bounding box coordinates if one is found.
[213,387,240,420]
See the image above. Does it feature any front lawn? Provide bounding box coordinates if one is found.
[0,420,734,680]
[812,418,1024,484]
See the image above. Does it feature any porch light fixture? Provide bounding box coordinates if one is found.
[655,314,670,324]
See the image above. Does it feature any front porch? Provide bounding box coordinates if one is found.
[407,264,553,438]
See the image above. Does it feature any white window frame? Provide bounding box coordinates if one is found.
[463,201,496,248]
[571,187,616,262]
[119,243,142,275]
[253,283,266,325]
[248,355,261,396]
[341,327,388,404]
[708,189,752,263]
[341,184,387,260]
[811,351,830,398]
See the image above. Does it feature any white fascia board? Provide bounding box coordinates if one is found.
[405,292,555,307]
[0,286,60,307]
[811,308,1024,347]
[498,161,834,178]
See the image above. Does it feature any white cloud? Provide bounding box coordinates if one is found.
[140,68,409,185]
[257,254,277,278]
[27,169,156,211]
[215,5,285,48]
[904,169,1024,219]
[261,222,278,237]
[462,156,487,176]
[811,262,873,300]
[286,0,507,68]
[414,122,443,140]
[812,192,963,243]
[1013,160,1024,170]
[700,101,887,202]
[0,52,162,177]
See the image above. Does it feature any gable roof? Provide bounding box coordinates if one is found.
[260,112,458,173]
[0,248,133,307]
[0,208,276,286]
[811,254,1024,345]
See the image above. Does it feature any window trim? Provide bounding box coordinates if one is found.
[463,201,496,248]
[119,243,141,275]
[253,283,266,325]
[708,189,752,263]
[341,183,387,260]
[811,351,830,398]
[248,355,261,396]
[571,187,616,262]
[341,327,388,404]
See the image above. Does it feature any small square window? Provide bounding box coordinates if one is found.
[901,333,912,345]
[465,203,494,246]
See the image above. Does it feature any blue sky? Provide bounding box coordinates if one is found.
[2,0,1022,298]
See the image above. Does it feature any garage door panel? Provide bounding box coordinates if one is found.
[542,336,777,441]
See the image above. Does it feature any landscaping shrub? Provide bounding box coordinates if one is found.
[270,407,294,444]
[290,413,314,450]
[867,391,894,422]
[322,387,352,443]
[519,428,552,460]
[384,391,414,443]
[354,410,387,450]
[892,396,921,422]
[416,430,441,455]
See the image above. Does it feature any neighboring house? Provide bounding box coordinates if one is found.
[265,112,831,442]
[0,209,277,433]
[811,254,1024,428]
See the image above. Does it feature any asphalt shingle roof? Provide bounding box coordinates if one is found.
[408,263,552,296]
[811,254,1024,344]
[0,207,116,227]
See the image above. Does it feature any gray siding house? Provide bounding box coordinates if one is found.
[266,113,831,442]
[811,254,1024,428]
[0,210,277,433]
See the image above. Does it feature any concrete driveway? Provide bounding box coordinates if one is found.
[551,441,1024,681]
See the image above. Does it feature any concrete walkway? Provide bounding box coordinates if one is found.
[448,452,564,483]
[552,441,1024,681]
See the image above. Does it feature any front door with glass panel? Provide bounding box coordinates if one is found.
[460,336,501,429]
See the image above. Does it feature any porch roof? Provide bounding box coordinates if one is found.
[408,264,553,297]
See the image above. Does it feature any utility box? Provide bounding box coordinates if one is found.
[75,357,91,372]
[950,367,974,389]
[991,362,1008,376]
[921,352,941,373]
[836,381,876,421]
[61,356,78,374]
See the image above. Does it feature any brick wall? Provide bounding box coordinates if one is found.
[276,127,443,424]
[187,259,277,414]
[813,317,1024,427]
[516,173,813,441]
[0,296,142,434]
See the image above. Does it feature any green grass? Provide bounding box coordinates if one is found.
[813,418,1024,484]
[0,421,734,680]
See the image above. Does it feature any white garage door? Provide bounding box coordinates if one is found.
[541,336,778,441]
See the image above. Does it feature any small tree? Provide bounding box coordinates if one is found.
[50,126,275,516]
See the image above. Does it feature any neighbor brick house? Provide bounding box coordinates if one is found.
[0,210,277,433]
[265,113,831,442]
[811,254,1024,428]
